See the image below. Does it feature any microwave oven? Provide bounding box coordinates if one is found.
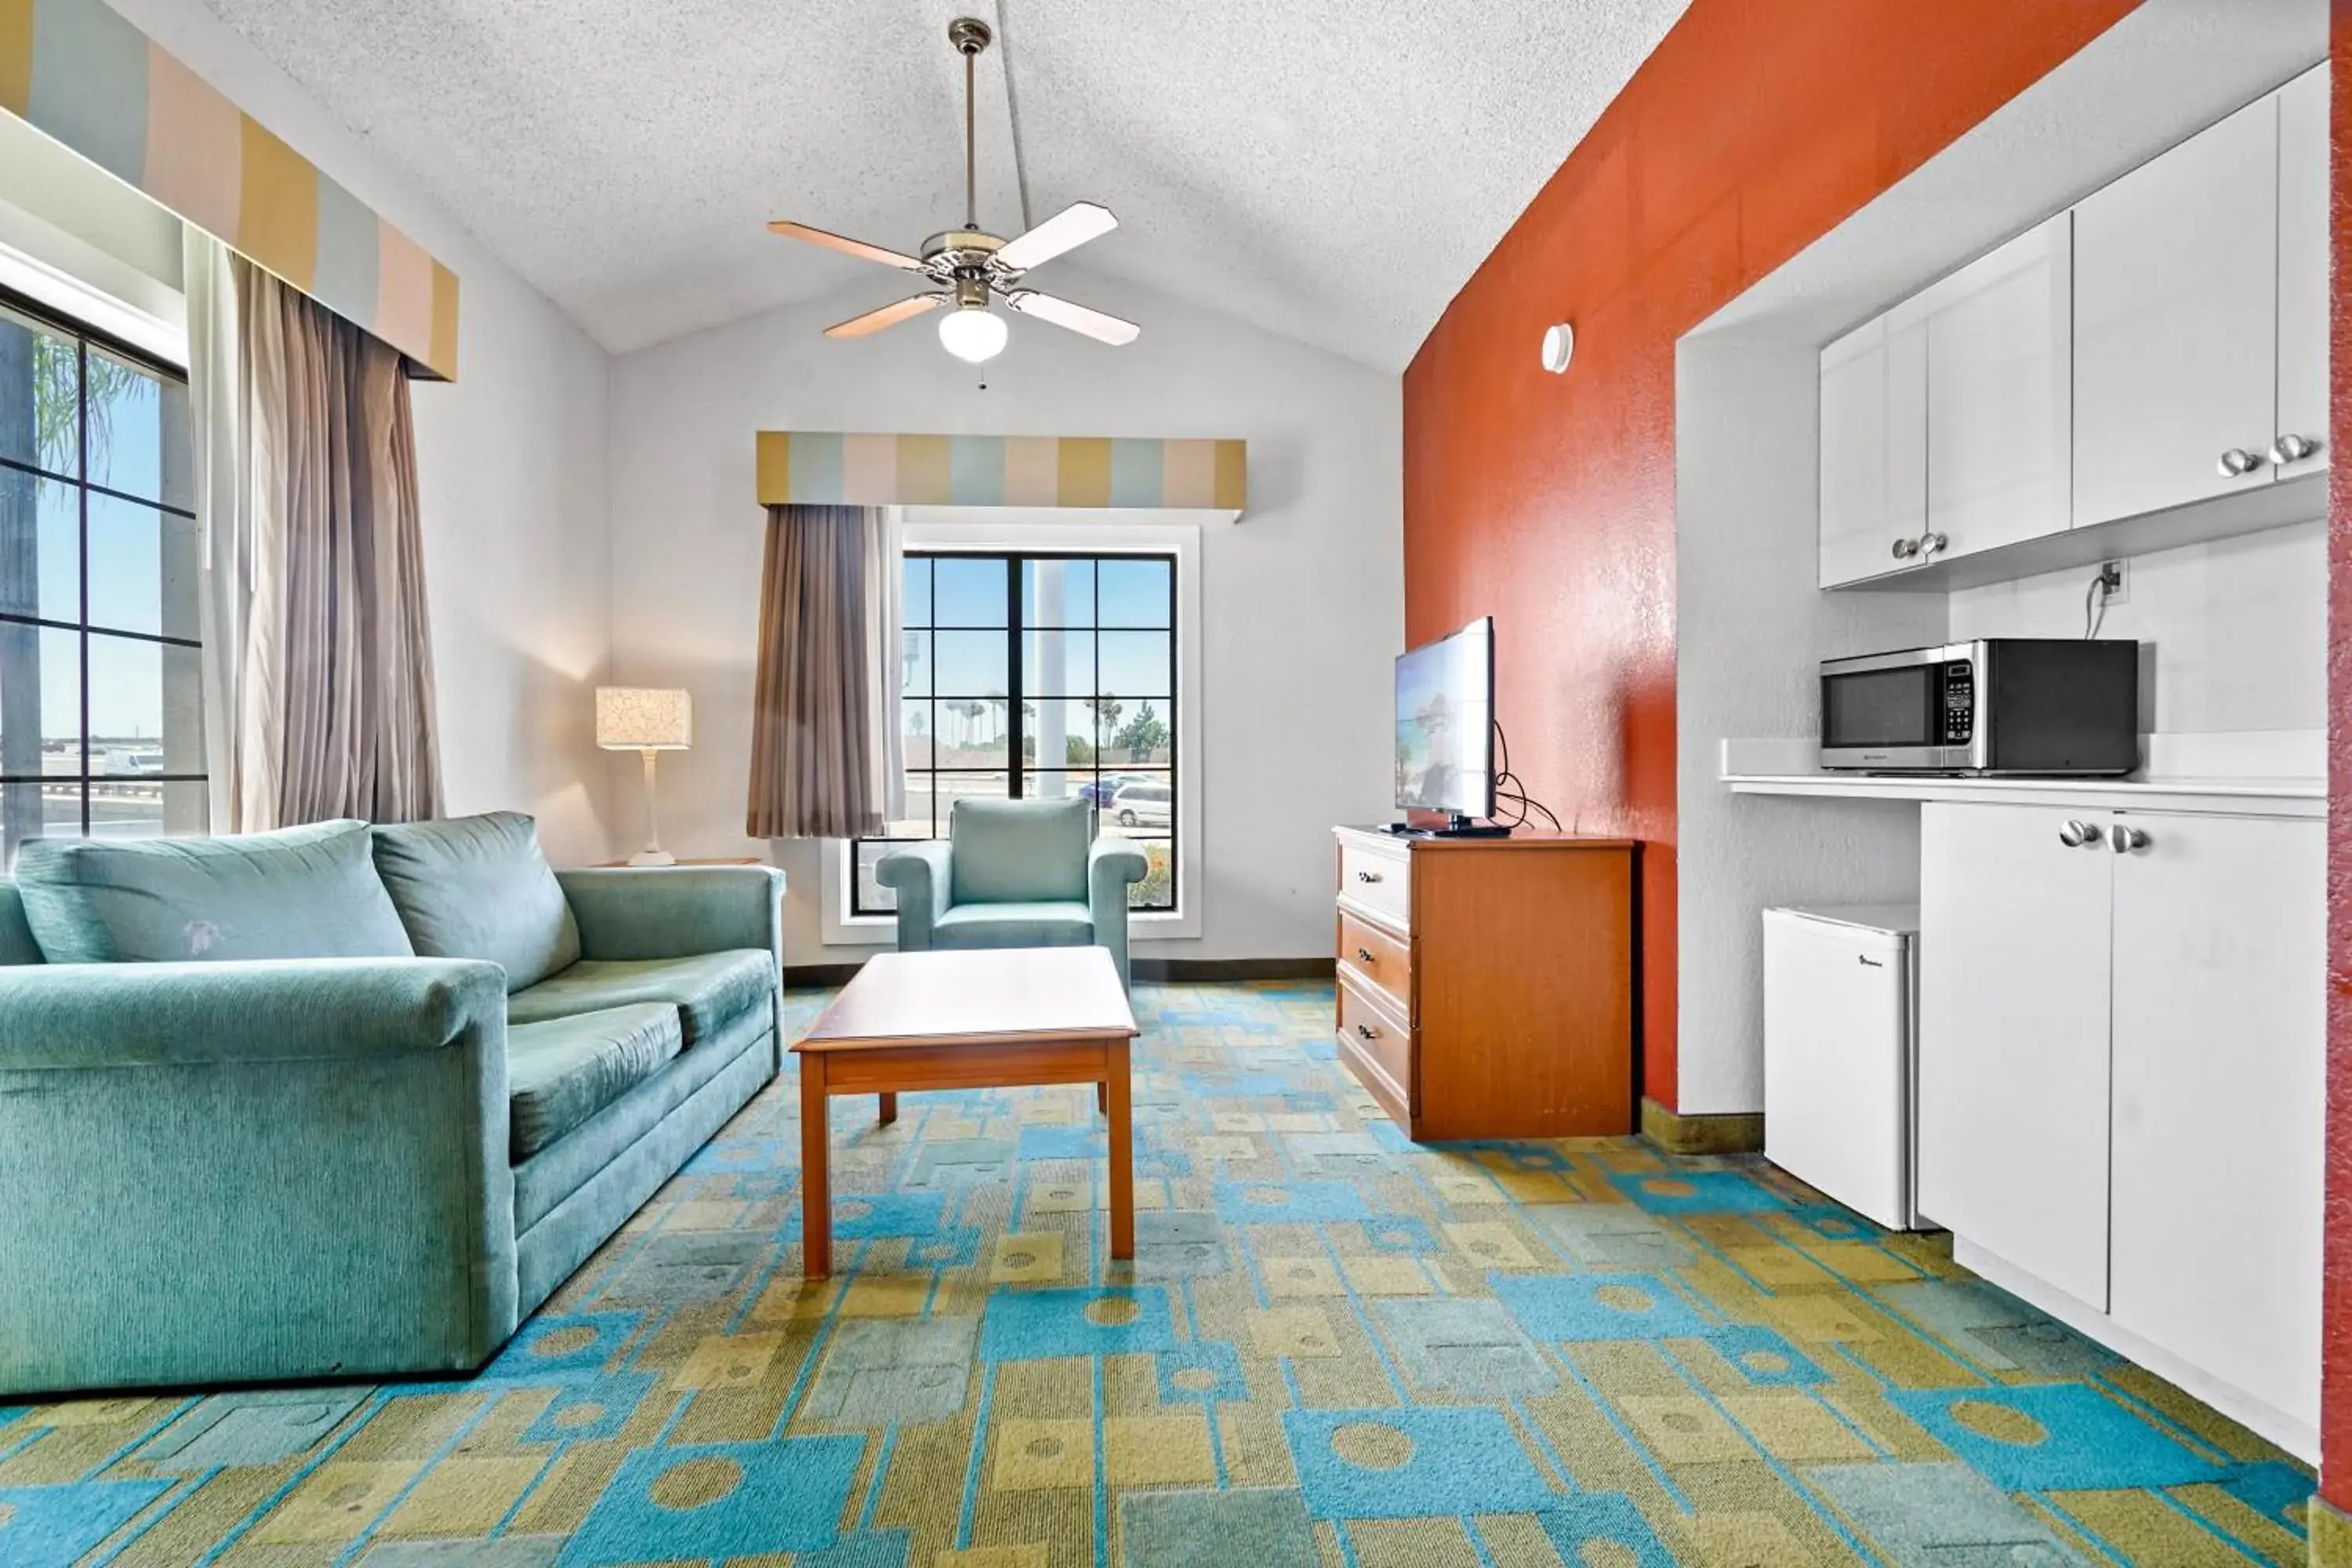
[1820,639,2139,775]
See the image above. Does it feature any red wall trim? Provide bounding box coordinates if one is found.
[1400,0,2136,1112]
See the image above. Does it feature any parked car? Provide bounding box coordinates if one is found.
[1109,781,1171,828]
[1081,773,1148,807]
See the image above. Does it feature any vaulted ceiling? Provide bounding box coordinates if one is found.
[195,0,1691,369]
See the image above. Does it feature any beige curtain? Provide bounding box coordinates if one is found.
[746,503,902,839]
[191,248,442,831]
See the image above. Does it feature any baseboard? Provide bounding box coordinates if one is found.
[786,956,1338,989]
[1132,956,1335,982]
[2310,1497,2352,1568]
[1640,1097,1765,1155]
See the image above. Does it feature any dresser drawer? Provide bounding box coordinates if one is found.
[1338,839,1410,928]
[1338,907,1412,1016]
[1337,971,1414,1114]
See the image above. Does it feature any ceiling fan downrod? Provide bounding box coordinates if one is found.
[949,16,992,231]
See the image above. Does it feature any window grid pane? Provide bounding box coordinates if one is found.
[853,550,1178,917]
[0,301,205,868]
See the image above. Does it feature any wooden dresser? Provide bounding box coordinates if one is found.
[1332,826,1635,1139]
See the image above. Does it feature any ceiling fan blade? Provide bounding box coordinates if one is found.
[825,293,947,339]
[993,201,1118,271]
[769,220,927,273]
[1005,289,1140,346]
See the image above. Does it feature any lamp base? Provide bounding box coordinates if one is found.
[628,848,678,868]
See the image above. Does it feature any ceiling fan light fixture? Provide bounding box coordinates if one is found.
[938,302,1007,363]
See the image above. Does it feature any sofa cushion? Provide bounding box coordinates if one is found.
[0,883,42,967]
[949,797,1090,905]
[509,949,774,1046]
[13,819,415,964]
[506,1003,681,1160]
[371,812,581,993]
[931,900,1095,949]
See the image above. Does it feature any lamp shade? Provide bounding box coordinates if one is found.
[597,687,692,750]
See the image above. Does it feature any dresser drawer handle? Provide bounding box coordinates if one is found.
[1354,1023,1378,1040]
[1355,946,1374,964]
[1355,869,1383,884]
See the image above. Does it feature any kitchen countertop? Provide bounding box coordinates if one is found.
[1719,737,2324,819]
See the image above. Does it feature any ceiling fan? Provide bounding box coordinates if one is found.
[768,16,1138,365]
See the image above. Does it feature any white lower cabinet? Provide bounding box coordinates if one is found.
[1918,802,2321,1456]
[1918,803,2114,1306]
[2107,811,2323,1439]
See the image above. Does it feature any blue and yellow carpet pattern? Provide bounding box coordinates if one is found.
[0,982,2313,1566]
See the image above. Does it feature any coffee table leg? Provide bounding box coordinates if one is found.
[878,1092,897,1126]
[1106,1040,1133,1260]
[800,1051,831,1279]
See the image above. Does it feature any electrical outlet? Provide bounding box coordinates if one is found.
[2098,559,2128,606]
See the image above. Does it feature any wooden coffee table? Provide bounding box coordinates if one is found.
[792,946,1140,1279]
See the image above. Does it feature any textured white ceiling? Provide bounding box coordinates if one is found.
[192,0,1690,368]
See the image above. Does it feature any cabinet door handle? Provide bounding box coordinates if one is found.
[2109,823,2151,853]
[1890,537,1921,561]
[1355,869,1383,884]
[1355,947,1375,964]
[2057,818,2096,848]
[2218,447,2264,477]
[1918,532,1948,558]
[1355,1023,1379,1040]
[2272,433,2321,465]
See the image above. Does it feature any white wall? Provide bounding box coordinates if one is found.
[101,0,619,864]
[606,266,1403,965]
[1948,517,2325,738]
[1673,337,1945,1116]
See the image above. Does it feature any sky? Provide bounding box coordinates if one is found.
[0,330,192,749]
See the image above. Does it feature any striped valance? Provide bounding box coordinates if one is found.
[1,0,460,379]
[757,432,1247,513]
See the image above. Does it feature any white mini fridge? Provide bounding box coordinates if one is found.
[1762,905,1925,1232]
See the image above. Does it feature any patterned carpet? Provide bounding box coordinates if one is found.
[0,981,2314,1567]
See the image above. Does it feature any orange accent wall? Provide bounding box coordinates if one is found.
[1401,0,2138,1111]
[2320,0,2352,1518]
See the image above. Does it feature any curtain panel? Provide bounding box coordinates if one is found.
[746,504,903,840]
[187,233,443,832]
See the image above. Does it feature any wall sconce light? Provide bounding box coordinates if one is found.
[1540,321,1575,376]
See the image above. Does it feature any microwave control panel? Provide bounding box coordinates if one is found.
[1940,660,1974,743]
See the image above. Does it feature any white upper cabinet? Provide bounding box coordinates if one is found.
[1922,212,2072,561]
[1820,69,2328,586]
[1818,309,1926,586]
[2274,64,2329,477]
[2073,92,2279,526]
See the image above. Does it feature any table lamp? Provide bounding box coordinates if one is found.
[597,687,692,866]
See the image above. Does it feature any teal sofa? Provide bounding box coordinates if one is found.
[877,797,1148,987]
[0,813,783,1396]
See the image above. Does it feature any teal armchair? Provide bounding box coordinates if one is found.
[877,797,1148,986]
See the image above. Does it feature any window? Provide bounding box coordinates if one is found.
[0,292,205,866]
[853,550,1178,916]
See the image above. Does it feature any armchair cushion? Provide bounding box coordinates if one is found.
[506,1003,681,1159]
[510,949,773,1046]
[949,797,1089,904]
[13,818,415,964]
[932,899,1094,949]
[372,811,582,993]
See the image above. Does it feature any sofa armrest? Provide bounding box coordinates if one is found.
[0,956,506,1068]
[1088,840,1149,989]
[876,841,954,950]
[557,866,785,974]
[0,956,518,1392]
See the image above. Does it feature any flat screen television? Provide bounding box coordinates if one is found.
[1393,616,1498,833]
